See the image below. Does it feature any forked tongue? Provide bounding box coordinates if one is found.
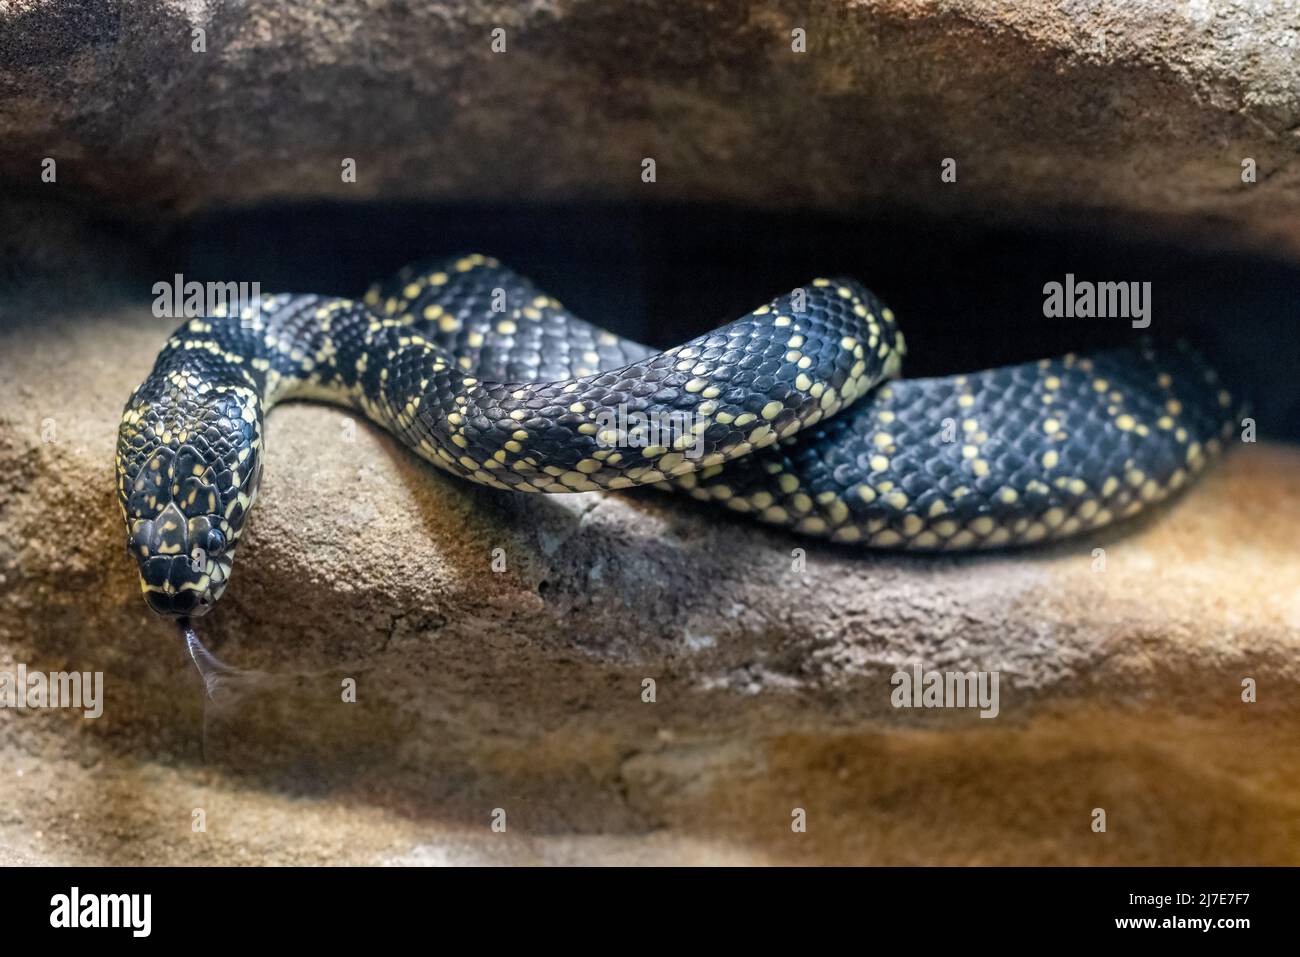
[174,618,353,774]
[177,617,250,700]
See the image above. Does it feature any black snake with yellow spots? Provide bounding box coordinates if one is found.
[116,253,1238,617]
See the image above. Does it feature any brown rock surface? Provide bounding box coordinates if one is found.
[1,0,1297,257]
[1,297,1297,864]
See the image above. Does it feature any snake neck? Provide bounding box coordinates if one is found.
[114,295,390,610]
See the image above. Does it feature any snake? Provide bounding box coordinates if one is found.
[116,253,1238,618]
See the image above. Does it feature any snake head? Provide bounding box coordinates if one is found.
[116,381,263,618]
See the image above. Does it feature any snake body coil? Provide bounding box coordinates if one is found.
[116,254,1237,617]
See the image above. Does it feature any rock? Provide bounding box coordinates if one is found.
[1,294,1298,864]
[0,0,1297,257]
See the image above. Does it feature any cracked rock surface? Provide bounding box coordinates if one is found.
[1,0,1298,257]
[1,295,1298,864]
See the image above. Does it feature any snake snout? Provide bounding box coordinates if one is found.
[126,501,230,619]
[133,551,225,619]
[145,586,208,618]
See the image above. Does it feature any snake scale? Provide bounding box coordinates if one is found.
[116,253,1238,618]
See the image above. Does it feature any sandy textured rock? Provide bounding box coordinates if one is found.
[1,0,1298,257]
[1,296,1298,864]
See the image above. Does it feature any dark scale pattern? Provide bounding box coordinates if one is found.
[365,255,657,381]
[117,252,1239,618]
[677,342,1237,547]
[355,255,900,495]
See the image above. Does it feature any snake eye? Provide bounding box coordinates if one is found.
[205,528,226,557]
